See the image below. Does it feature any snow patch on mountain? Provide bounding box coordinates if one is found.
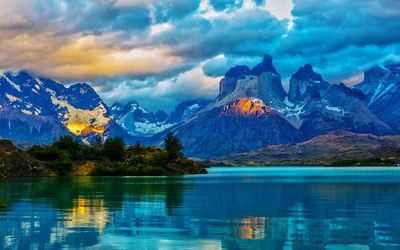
[5,93,21,103]
[369,82,396,105]
[51,96,111,136]
[326,106,344,114]
[134,121,174,135]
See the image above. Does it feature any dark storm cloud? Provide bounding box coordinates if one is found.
[155,7,287,59]
[1,0,400,111]
[280,0,400,56]
[272,0,400,84]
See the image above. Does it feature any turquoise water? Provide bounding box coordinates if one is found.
[1,167,400,249]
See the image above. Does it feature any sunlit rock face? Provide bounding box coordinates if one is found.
[167,101,301,158]
[217,54,286,109]
[223,98,273,117]
[0,71,121,144]
[354,64,400,131]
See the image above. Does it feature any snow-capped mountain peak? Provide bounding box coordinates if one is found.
[0,70,125,144]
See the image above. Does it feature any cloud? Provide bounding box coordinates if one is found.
[208,0,243,11]
[155,7,287,59]
[100,66,219,112]
[280,0,400,55]
[1,0,400,111]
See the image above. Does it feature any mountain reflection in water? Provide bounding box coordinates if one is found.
[1,167,400,249]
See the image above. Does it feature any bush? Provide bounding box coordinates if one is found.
[103,137,125,162]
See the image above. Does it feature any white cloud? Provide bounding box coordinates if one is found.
[264,0,293,20]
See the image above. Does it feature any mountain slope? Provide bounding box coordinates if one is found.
[111,101,172,137]
[285,65,394,139]
[168,99,211,123]
[0,71,128,144]
[171,98,301,158]
[0,139,49,178]
[163,55,302,158]
[110,99,210,137]
[216,131,400,166]
[354,64,400,131]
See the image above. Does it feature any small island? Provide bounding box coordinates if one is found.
[0,132,207,179]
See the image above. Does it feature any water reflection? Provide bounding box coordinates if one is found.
[1,168,400,249]
[65,197,109,233]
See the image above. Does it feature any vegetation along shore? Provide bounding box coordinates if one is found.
[0,132,207,179]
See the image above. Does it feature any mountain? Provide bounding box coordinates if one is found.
[168,99,211,123]
[284,64,394,139]
[163,55,302,158]
[110,99,210,137]
[110,101,172,137]
[2,57,400,159]
[216,55,287,109]
[158,55,395,158]
[0,71,128,144]
[354,64,400,131]
[215,131,400,166]
[169,98,301,158]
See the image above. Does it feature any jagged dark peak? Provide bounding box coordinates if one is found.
[110,100,143,115]
[250,54,279,76]
[38,76,64,89]
[364,65,389,82]
[335,82,366,100]
[68,82,96,93]
[154,110,169,120]
[69,82,92,89]
[225,65,250,78]
[292,63,323,82]
[110,102,127,113]
[68,83,101,103]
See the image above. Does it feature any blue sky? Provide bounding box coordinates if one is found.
[1,0,400,111]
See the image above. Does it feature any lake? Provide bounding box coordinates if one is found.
[1,167,400,249]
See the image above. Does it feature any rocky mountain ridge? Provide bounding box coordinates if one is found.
[159,55,399,158]
[1,55,400,160]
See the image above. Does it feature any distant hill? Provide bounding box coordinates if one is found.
[214,132,400,166]
[0,139,49,178]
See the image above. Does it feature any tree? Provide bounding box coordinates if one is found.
[103,137,125,162]
[131,141,144,154]
[164,132,183,161]
[53,135,82,161]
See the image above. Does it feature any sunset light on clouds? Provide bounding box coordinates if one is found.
[1,0,400,111]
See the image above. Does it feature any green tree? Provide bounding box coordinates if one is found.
[53,135,82,161]
[131,141,144,154]
[164,132,183,161]
[103,137,125,162]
